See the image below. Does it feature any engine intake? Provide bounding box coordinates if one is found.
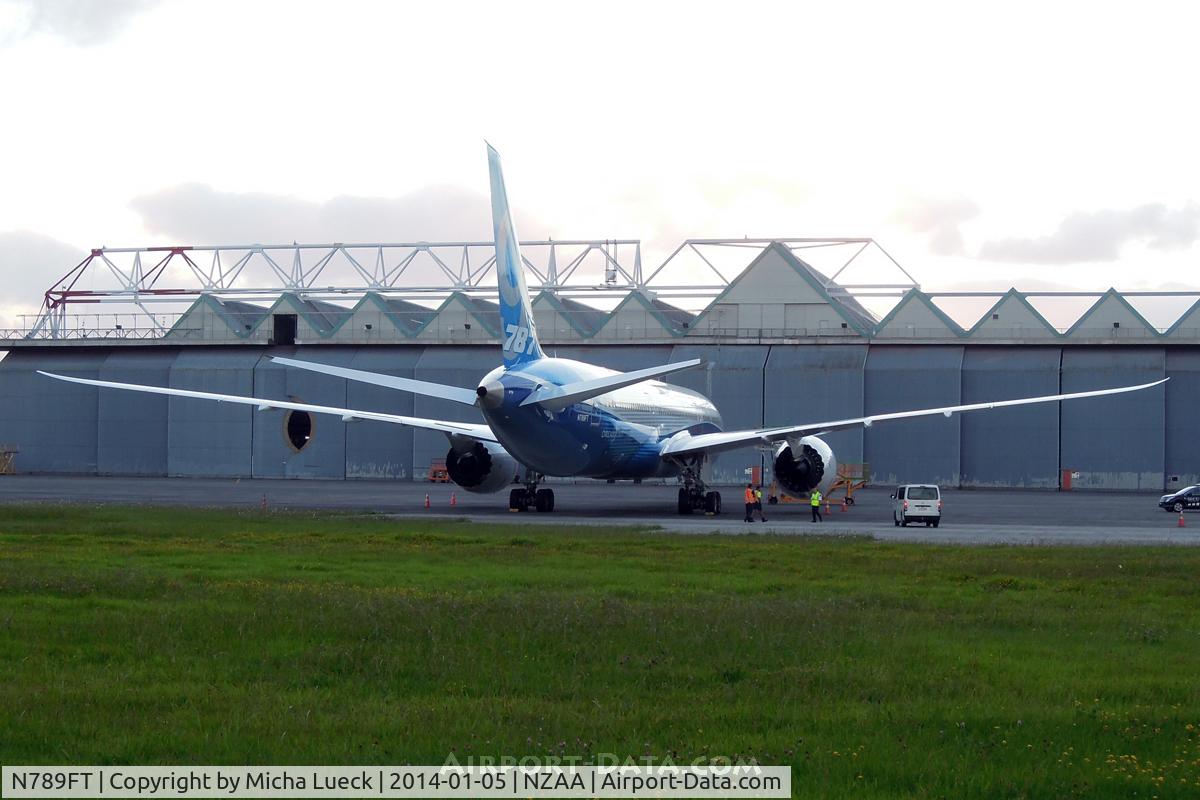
[445,441,520,494]
[773,436,837,498]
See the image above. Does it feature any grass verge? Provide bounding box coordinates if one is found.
[1,504,1199,798]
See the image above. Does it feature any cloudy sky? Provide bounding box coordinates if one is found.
[1,0,1198,328]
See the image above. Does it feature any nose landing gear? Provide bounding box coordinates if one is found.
[508,470,554,512]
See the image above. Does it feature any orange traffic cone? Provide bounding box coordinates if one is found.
[825,500,831,515]
[1178,511,1186,528]
[424,493,431,509]
[450,492,457,507]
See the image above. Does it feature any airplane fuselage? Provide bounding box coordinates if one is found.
[478,357,722,478]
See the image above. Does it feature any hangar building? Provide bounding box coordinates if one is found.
[1,239,1196,492]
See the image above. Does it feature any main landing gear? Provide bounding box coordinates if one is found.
[509,470,554,513]
[672,458,721,516]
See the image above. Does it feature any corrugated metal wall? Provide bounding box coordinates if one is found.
[765,345,867,466]
[0,343,1191,491]
[959,347,1060,488]
[345,348,421,479]
[0,349,105,473]
[98,349,176,475]
[1165,350,1200,489]
[864,346,963,487]
[1060,348,1165,491]
[168,349,257,477]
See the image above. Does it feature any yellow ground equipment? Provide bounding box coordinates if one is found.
[427,458,450,483]
[830,462,870,504]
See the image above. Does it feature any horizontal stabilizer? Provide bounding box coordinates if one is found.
[520,358,703,411]
[270,356,478,405]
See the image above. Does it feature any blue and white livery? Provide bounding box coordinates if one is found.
[40,146,1169,515]
[488,144,544,369]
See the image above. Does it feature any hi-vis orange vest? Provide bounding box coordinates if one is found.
[744,487,755,503]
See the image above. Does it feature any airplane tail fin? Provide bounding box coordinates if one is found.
[487,143,544,369]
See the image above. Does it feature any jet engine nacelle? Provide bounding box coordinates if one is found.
[773,436,837,498]
[445,441,520,494]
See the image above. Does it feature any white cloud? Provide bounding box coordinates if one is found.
[894,195,981,256]
[0,0,160,46]
[0,230,83,326]
[3,0,1200,301]
[129,183,550,245]
[979,204,1200,264]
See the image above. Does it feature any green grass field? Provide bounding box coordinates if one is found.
[2,505,1199,798]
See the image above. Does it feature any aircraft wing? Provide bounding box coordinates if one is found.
[660,378,1168,458]
[38,372,498,442]
[269,356,479,405]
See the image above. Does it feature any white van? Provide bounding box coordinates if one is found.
[892,484,942,527]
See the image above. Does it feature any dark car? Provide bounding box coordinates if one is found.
[1159,485,1200,512]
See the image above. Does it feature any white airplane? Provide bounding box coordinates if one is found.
[42,146,1167,514]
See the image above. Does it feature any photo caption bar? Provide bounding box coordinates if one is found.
[2,766,789,799]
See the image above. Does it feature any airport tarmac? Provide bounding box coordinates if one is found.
[0,474,1196,545]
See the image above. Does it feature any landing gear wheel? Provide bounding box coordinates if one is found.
[900,515,908,527]
[894,517,900,527]
[846,496,855,505]
[670,455,711,516]
[513,470,548,513]
[678,488,693,515]
[932,520,939,528]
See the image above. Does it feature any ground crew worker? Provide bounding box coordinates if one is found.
[754,485,767,521]
[810,489,823,522]
[744,483,756,522]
